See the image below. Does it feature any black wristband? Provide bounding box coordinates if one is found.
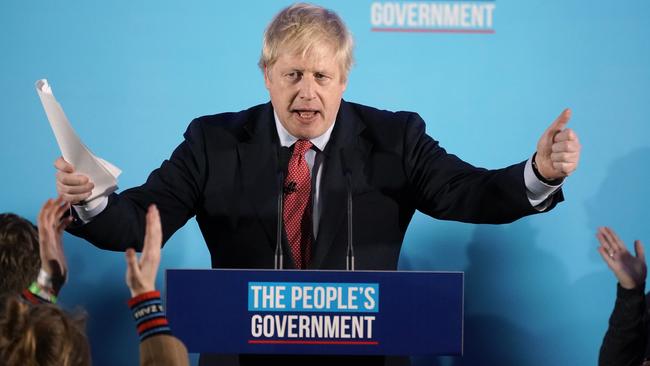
[531,153,564,186]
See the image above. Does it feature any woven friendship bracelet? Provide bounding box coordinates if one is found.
[24,282,57,304]
[128,291,171,341]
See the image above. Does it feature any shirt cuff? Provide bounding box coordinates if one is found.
[72,196,109,223]
[524,158,563,210]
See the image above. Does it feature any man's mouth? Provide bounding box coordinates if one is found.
[292,109,319,121]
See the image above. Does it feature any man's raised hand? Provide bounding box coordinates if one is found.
[535,109,581,181]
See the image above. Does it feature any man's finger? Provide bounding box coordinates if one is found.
[56,180,94,195]
[551,142,581,156]
[552,128,578,143]
[544,108,572,136]
[550,152,580,164]
[551,140,580,153]
[54,157,75,173]
[551,162,575,174]
[56,172,90,186]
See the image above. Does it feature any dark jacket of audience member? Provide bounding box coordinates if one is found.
[599,284,650,366]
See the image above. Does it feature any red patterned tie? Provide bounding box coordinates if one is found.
[283,140,313,269]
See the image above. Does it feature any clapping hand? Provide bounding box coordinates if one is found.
[597,227,646,290]
[36,197,73,294]
[125,205,162,297]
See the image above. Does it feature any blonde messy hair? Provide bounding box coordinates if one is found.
[258,3,354,81]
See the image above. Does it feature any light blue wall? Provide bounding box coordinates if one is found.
[1,1,649,365]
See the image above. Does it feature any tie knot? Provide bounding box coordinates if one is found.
[293,140,312,156]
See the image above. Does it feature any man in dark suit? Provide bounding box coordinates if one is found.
[53,3,581,365]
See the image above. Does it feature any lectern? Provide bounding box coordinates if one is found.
[165,269,463,356]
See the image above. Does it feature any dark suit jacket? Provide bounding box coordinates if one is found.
[68,100,562,366]
[69,100,561,270]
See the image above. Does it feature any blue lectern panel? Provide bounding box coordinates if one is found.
[165,269,463,356]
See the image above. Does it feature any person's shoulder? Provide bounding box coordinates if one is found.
[346,101,415,120]
[344,101,425,139]
[192,103,269,129]
[183,103,270,141]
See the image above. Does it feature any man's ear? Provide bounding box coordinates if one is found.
[338,74,348,94]
[264,65,271,90]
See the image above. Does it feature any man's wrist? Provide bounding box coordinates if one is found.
[73,196,109,223]
[531,152,564,186]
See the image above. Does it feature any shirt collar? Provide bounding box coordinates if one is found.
[273,110,334,151]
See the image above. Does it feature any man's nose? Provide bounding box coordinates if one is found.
[297,77,316,100]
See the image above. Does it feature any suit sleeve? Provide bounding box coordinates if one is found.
[402,112,560,224]
[67,119,207,251]
[598,284,648,366]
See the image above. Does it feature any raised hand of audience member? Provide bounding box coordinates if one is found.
[597,226,647,290]
[125,205,161,297]
[36,197,72,295]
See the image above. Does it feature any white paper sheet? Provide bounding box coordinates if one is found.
[35,79,121,203]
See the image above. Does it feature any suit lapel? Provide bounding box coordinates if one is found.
[309,101,372,269]
[237,103,286,260]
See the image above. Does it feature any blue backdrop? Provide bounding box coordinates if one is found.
[1,1,649,365]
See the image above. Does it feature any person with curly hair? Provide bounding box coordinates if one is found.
[0,212,41,297]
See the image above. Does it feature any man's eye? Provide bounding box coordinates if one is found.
[315,73,328,80]
[286,72,301,81]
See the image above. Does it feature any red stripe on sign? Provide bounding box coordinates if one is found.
[248,340,379,345]
[371,27,495,34]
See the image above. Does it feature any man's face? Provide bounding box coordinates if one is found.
[265,44,347,139]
